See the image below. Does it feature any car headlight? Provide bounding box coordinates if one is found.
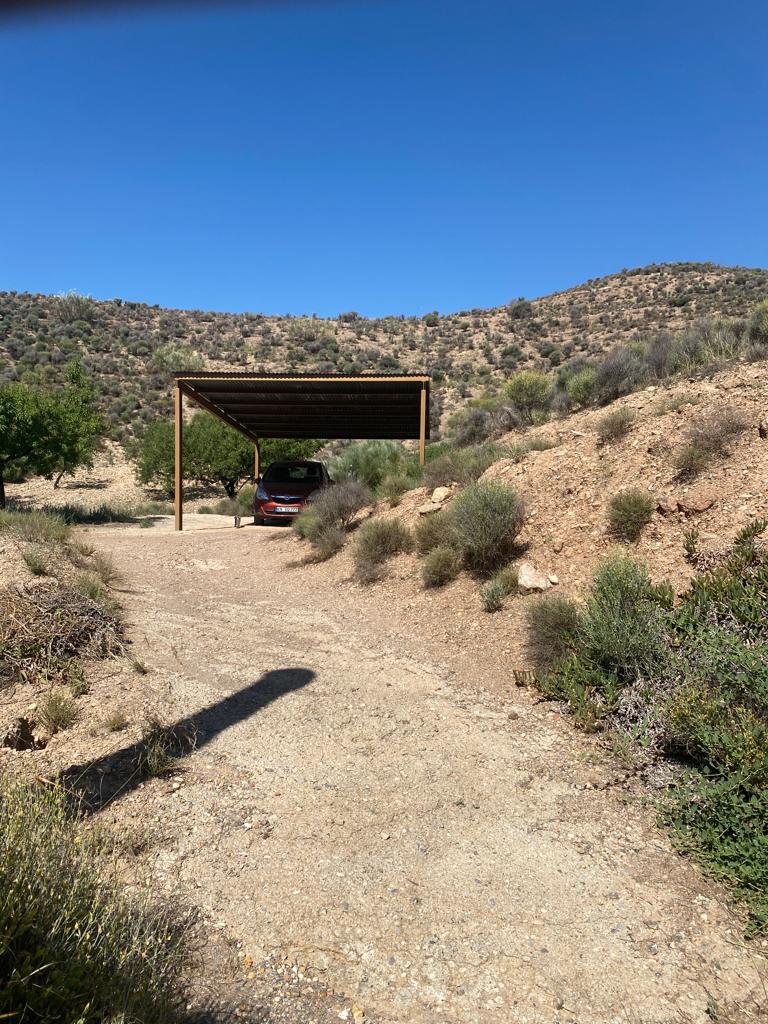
[256,484,268,500]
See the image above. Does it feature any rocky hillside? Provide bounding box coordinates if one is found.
[1,262,767,437]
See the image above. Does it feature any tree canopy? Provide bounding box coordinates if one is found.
[134,412,321,498]
[0,362,103,508]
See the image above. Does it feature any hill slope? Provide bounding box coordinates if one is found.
[1,261,766,436]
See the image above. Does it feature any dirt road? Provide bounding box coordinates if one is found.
[90,520,765,1024]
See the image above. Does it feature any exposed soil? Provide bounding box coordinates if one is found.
[13,517,762,1024]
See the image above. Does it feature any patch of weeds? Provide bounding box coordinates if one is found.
[421,547,462,588]
[652,392,700,416]
[22,548,51,576]
[306,524,346,562]
[479,565,518,612]
[138,715,197,778]
[530,523,768,934]
[607,489,655,541]
[596,406,636,444]
[0,777,191,1023]
[89,551,123,586]
[0,509,69,545]
[74,571,110,606]
[106,708,129,732]
[353,518,412,583]
[39,690,79,733]
[131,658,149,675]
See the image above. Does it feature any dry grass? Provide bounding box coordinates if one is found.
[38,690,79,733]
[0,584,124,687]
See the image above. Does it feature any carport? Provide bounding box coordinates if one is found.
[172,372,431,530]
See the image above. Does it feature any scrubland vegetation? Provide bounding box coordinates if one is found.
[527,525,768,933]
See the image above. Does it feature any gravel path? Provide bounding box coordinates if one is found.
[90,522,766,1024]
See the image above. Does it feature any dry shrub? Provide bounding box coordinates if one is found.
[608,490,655,541]
[450,481,526,574]
[306,524,346,562]
[596,406,635,443]
[479,565,519,612]
[422,547,462,588]
[525,595,581,669]
[414,511,460,555]
[675,405,749,479]
[39,690,79,734]
[353,518,413,583]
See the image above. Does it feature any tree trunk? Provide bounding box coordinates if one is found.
[54,470,65,490]
[223,480,236,500]
[0,465,5,510]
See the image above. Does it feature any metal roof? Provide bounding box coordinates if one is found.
[174,372,431,442]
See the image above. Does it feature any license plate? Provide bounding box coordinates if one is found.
[274,506,300,514]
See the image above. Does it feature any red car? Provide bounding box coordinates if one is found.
[253,460,332,524]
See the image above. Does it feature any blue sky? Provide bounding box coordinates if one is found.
[1,0,766,316]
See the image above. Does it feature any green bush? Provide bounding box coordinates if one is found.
[353,518,413,583]
[423,445,500,488]
[566,367,598,407]
[607,489,655,541]
[329,440,417,491]
[479,565,518,612]
[450,481,526,574]
[503,371,550,422]
[0,779,190,1024]
[525,595,581,669]
[422,546,462,588]
[596,406,635,443]
[530,524,768,933]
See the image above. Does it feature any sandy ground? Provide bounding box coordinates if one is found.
[62,519,767,1024]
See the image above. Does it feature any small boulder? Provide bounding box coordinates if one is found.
[517,562,552,592]
[679,491,715,516]
[430,486,452,504]
[656,494,679,516]
[417,502,442,516]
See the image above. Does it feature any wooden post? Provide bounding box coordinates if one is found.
[174,385,183,531]
[418,386,427,466]
[254,440,260,481]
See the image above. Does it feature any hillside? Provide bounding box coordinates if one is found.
[2,261,767,438]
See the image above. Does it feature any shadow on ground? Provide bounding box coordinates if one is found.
[59,667,315,812]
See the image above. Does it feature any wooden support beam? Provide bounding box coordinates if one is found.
[418,385,427,466]
[254,440,260,481]
[174,385,183,531]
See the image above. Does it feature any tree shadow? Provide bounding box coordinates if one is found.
[59,667,315,812]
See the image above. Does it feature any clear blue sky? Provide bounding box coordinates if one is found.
[1,0,766,317]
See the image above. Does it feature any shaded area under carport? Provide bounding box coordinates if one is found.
[172,372,430,530]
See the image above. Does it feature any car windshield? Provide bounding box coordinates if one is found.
[263,463,322,484]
